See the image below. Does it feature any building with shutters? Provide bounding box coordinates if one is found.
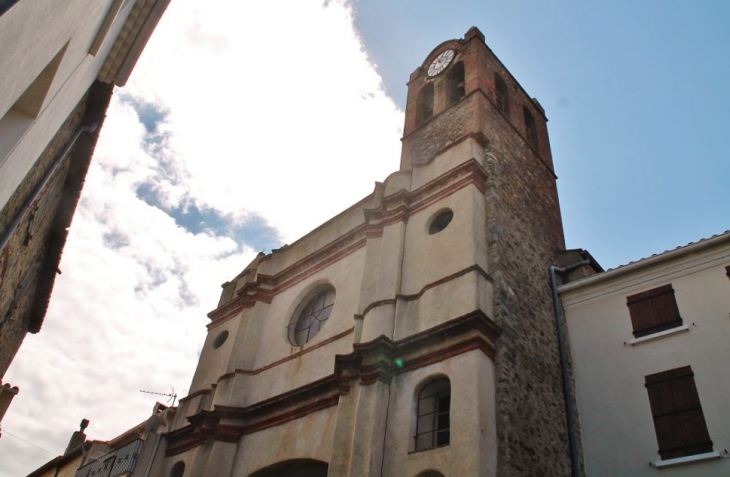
[560,230,730,475]
[145,26,592,477]
[0,0,171,379]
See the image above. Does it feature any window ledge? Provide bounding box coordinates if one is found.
[629,325,689,346]
[653,451,721,468]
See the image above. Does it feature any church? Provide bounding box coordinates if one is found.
[159,26,587,476]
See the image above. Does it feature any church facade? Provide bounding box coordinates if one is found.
[159,27,583,477]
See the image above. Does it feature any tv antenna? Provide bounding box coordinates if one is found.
[140,387,177,406]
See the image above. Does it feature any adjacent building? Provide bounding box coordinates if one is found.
[28,404,177,477]
[561,231,730,475]
[0,0,171,378]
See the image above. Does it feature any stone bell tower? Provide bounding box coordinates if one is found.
[401,27,575,475]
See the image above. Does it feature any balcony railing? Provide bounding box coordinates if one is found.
[75,439,143,477]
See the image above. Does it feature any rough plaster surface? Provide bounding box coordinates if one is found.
[564,248,730,476]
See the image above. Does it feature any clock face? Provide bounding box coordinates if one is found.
[427,49,455,77]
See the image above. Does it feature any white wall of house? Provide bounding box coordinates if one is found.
[562,235,730,476]
[0,0,134,208]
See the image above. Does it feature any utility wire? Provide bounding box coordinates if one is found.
[2,429,56,456]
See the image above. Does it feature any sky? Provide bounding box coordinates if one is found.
[1,0,728,475]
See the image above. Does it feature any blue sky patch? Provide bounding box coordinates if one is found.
[118,92,169,134]
[135,181,282,253]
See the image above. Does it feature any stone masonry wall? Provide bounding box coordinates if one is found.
[0,95,88,379]
[482,102,585,476]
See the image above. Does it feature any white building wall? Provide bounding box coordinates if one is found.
[562,238,730,476]
[0,0,134,208]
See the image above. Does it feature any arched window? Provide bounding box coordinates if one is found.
[170,461,185,477]
[416,82,434,126]
[415,378,451,451]
[288,286,336,346]
[446,61,465,106]
[494,73,509,117]
[523,106,538,151]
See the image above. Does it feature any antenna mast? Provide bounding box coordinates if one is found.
[140,388,177,406]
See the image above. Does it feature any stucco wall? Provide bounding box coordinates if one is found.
[232,407,337,476]
[563,242,730,476]
[0,0,134,209]
[382,350,497,477]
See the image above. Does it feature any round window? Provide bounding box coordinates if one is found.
[212,330,229,349]
[289,287,336,346]
[428,209,453,235]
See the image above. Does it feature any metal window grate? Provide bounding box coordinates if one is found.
[415,379,451,451]
[75,439,143,477]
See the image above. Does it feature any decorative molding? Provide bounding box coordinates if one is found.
[561,244,730,309]
[225,327,354,379]
[361,264,491,317]
[166,311,500,457]
[207,230,369,324]
[208,160,490,327]
[178,388,211,404]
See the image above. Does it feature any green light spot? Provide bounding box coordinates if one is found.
[394,358,404,368]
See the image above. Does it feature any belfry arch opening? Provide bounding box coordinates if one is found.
[523,106,538,151]
[446,61,465,106]
[416,82,434,126]
[494,73,509,117]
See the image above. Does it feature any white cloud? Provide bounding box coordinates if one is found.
[0,1,403,475]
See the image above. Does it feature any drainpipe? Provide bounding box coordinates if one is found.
[549,260,589,477]
[0,122,98,253]
[142,431,164,477]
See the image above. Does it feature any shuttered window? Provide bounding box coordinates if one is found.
[645,366,713,460]
[626,284,682,338]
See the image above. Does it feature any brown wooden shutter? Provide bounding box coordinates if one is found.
[645,366,713,460]
[627,284,682,338]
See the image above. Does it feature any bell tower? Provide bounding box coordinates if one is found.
[401,27,576,476]
[401,27,554,175]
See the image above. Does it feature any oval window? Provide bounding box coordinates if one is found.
[212,330,229,349]
[288,286,336,346]
[428,209,453,235]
